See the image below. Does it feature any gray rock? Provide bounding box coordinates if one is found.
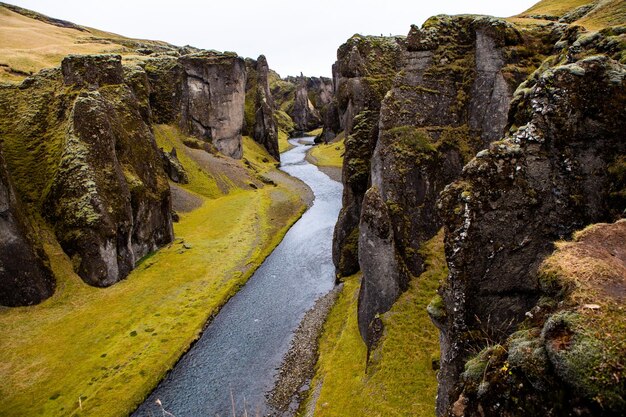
[0,145,55,306]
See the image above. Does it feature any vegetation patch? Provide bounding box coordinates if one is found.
[0,127,307,417]
[302,231,447,416]
[307,138,345,169]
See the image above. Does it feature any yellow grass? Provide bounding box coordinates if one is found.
[307,138,344,169]
[515,0,625,30]
[0,131,307,417]
[0,6,166,83]
[303,231,446,416]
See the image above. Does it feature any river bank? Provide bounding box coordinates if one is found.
[0,131,309,417]
[132,138,343,416]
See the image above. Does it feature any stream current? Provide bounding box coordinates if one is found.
[133,138,342,416]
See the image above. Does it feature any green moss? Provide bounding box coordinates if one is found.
[545,310,625,411]
[426,294,446,321]
[462,345,507,384]
[277,129,292,153]
[0,128,307,417]
[387,126,436,160]
[304,231,447,416]
[0,74,70,208]
[153,124,224,198]
[307,138,344,168]
[274,109,295,135]
[338,226,360,275]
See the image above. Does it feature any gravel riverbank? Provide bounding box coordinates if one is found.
[266,285,342,415]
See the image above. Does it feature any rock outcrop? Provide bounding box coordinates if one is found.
[330,35,404,278]
[160,147,189,184]
[0,54,174,289]
[269,73,334,138]
[145,52,247,159]
[0,144,55,306]
[357,16,555,343]
[453,220,626,417]
[291,75,322,134]
[244,55,279,160]
[436,29,626,415]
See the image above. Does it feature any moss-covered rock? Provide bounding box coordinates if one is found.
[438,32,626,415]
[455,220,626,416]
[1,55,174,288]
[244,55,279,160]
[330,35,404,279]
[357,15,554,350]
[0,143,55,306]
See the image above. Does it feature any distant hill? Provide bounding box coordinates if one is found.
[0,2,184,82]
[515,0,626,29]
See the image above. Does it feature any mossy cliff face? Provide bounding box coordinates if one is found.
[145,52,247,159]
[436,30,626,415]
[0,54,174,289]
[268,73,333,138]
[354,16,554,341]
[244,55,279,161]
[0,144,55,306]
[330,34,404,278]
[291,75,322,134]
[179,52,246,159]
[456,220,626,417]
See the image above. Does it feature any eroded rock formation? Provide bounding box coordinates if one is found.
[270,73,334,138]
[330,35,404,278]
[436,34,626,414]
[244,55,279,160]
[145,52,247,159]
[0,144,55,306]
[357,16,554,342]
[0,54,174,290]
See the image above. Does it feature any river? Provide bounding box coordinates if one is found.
[133,138,342,416]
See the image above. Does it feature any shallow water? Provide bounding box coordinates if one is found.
[133,138,342,416]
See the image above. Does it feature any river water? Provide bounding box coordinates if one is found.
[133,138,342,416]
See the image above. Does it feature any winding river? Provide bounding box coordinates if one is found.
[133,138,342,416]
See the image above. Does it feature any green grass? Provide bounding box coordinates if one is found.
[153,125,225,198]
[303,231,446,416]
[306,127,323,137]
[307,139,345,168]
[0,130,307,417]
[278,129,293,153]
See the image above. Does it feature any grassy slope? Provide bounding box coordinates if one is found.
[278,128,293,153]
[304,231,446,416]
[514,0,626,29]
[0,5,169,83]
[0,127,307,417]
[307,138,345,169]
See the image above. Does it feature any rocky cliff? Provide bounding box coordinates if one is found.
[270,73,333,137]
[329,35,404,278]
[0,143,55,306]
[329,3,625,416]
[0,54,174,290]
[436,29,626,415]
[357,16,555,343]
[145,52,246,159]
[244,55,280,161]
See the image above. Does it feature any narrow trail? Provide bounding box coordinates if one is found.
[133,138,342,416]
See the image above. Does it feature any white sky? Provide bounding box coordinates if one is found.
[9,0,539,77]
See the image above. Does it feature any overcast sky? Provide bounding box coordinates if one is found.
[10,0,539,77]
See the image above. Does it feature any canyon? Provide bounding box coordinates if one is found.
[0,1,624,417]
